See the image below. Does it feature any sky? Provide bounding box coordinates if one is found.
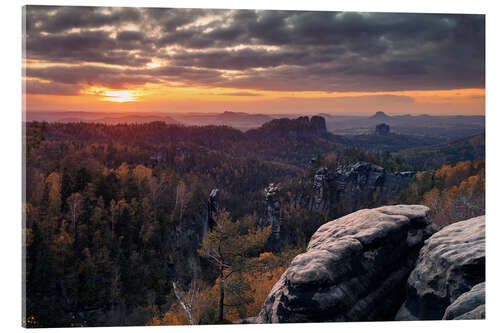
[23,6,485,115]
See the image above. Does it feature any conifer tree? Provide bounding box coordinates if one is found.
[198,210,270,322]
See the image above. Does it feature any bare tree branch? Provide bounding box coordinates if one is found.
[172,282,195,325]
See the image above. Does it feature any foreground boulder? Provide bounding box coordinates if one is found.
[256,205,435,323]
[396,216,485,320]
[443,282,485,320]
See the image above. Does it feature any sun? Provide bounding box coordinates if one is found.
[100,90,140,103]
[82,86,142,102]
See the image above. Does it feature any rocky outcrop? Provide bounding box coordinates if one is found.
[248,116,328,140]
[334,163,415,213]
[310,167,329,212]
[256,205,436,323]
[200,188,220,238]
[443,282,485,320]
[310,116,327,135]
[370,111,391,121]
[396,215,485,321]
[207,188,220,229]
[308,162,415,214]
[260,183,281,240]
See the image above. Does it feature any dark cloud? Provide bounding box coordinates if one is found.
[116,30,145,42]
[131,65,223,86]
[25,6,141,34]
[24,79,81,96]
[24,6,485,93]
[26,65,159,89]
[25,64,223,92]
[144,7,218,32]
[26,29,153,66]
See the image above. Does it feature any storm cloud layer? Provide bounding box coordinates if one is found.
[24,6,485,95]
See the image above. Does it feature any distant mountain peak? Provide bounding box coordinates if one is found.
[221,111,247,116]
[371,111,391,119]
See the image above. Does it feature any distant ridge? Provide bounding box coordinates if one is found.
[26,111,179,125]
[95,115,179,125]
[396,133,485,168]
[215,111,272,123]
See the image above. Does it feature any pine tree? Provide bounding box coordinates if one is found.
[198,210,270,322]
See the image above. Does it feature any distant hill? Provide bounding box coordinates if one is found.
[171,111,274,131]
[216,111,272,123]
[370,111,392,121]
[346,133,444,153]
[27,111,484,140]
[395,133,485,168]
[26,111,179,125]
[95,115,179,125]
[31,116,348,168]
[322,112,484,140]
[58,117,92,123]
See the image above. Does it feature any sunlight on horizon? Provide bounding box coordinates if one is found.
[82,87,143,103]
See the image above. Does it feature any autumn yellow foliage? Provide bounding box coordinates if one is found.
[148,252,286,325]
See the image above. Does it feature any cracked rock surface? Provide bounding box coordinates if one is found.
[396,215,485,321]
[256,205,435,323]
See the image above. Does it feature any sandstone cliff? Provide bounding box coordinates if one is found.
[247,116,328,141]
[253,208,485,323]
[256,205,436,323]
[396,215,485,320]
[307,162,415,214]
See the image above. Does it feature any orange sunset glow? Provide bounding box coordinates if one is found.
[23,7,485,115]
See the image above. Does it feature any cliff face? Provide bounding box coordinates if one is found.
[307,162,415,214]
[256,205,436,323]
[247,116,328,140]
[309,116,328,135]
[259,183,281,242]
[207,189,220,230]
[253,210,485,324]
[443,282,485,320]
[309,167,330,212]
[396,215,485,320]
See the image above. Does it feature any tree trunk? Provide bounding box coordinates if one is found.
[172,282,194,325]
[72,209,77,241]
[218,265,224,322]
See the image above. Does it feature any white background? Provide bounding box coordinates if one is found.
[1,0,498,332]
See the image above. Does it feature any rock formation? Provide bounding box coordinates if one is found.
[396,215,485,320]
[335,163,416,207]
[207,188,220,229]
[443,282,485,320]
[260,184,281,241]
[200,188,220,238]
[371,111,391,121]
[310,167,329,212]
[308,162,415,214]
[256,205,436,323]
[375,123,390,136]
[248,116,328,140]
[310,116,327,135]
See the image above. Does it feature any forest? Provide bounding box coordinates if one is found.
[23,120,485,327]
